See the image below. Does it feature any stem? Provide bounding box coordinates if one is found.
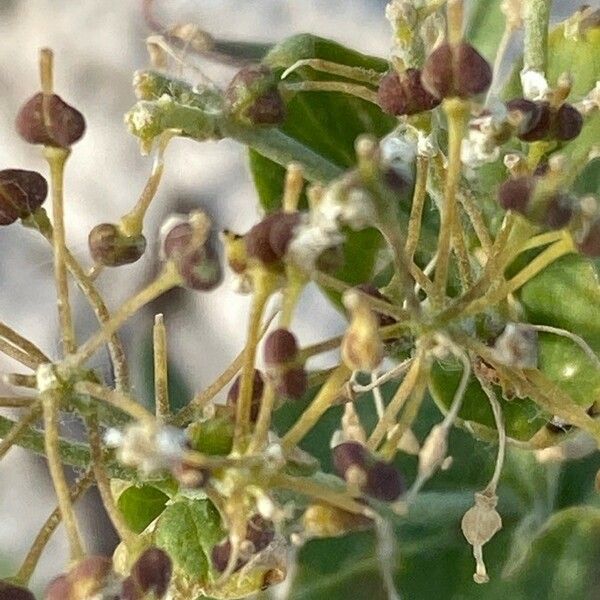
[457,189,492,252]
[281,81,379,105]
[233,271,275,447]
[153,314,170,419]
[432,99,468,308]
[282,365,350,450]
[15,469,94,585]
[86,413,135,547]
[62,263,181,371]
[0,339,40,370]
[523,0,551,73]
[41,390,86,561]
[0,402,42,461]
[282,163,304,213]
[447,0,464,45]
[0,396,35,408]
[2,373,37,388]
[281,59,382,86]
[247,384,276,453]
[44,145,76,356]
[405,156,429,263]
[452,216,473,290]
[0,322,50,364]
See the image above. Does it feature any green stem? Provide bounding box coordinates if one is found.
[524,0,551,73]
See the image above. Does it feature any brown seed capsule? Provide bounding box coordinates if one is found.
[268,212,301,258]
[578,218,600,257]
[421,42,492,100]
[497,176,535,214]
[276,366,308,399]
[506,98,545,141]
[162,221,194,259]
[554,103,583,141]
[227,369,265,422]
[130,547,172,599]
[88,223,147,267]
[264,328,299,365]
[0,169,48,225]
[245,211,300,265]
[332,441,369,478]
[364,460,405,502]
[16,92,86,147]
[224,65,286,126]
[0,581,36,600]
[178,244,223,291]
[543,193,573,229]
[376,68,441,116]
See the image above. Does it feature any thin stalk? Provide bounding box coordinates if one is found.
[0,339,39,371]
[2,373,37,388]
[0,401,42,461]
[0,322,50,364]
[86,414,136,547]
[523,0,551,73]
[457,190,492,252]
[247,384,276,453]
[62,263,181,371]
[282,163,305,213]
[0,396,35,408]
[452,216,473,289]
[281,58,382,86]
[45,145,76,356]
[15,469,94,585]
[153,314,170,419]
[405,156,429,263]
[281,81,379,105]
[42,390,85,561]
[432,98,468,308]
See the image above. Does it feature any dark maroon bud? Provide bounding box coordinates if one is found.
[264,328,299,365]
[16,92,85,147]
[518,101,552,142]
[421,42,492,100]
[533,161,550,176]
[44,575,72,600]
[66,556,113,599]
[497,176,536,214]
[212,538,234,573]
[355,284,397,327]
[246,515,275,552]
[578,218,600,257]
[383,166,411,193]
[276,366,308,399]
[365,461,405,502]
[554,103,583,141]
[227,369,265,422]
[162,221,194,259]
[543,193,573,229]
[268,211,301,258]
[377,68,441,116]
[130,547,172,599]
[88,223,147,267]
[332,441,369,478]
[0,581,36,600]
[120,576,140,600]
[0,169,48,225]
[506,98,544,140]
[245,213,281,264]
[225,65,286,126]
[178,243,223,291]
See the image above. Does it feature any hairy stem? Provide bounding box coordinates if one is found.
[523,0,551,73]
[153,314,170,419]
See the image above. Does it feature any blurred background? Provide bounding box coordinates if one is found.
[0,0,597,596]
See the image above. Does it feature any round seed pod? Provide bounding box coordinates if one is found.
[376,68,441,116]
[421,42,492,100]
[162,221,194,259]
[554,103,583,141]
[543,193,573,229]
[227,369,265,422]
[332,441,369,479]
[275,366,308,399]
[578,218,600,257]
[355,284,397,327]
[506,98,545,141]
[264,328,299,366]
[365,460,405,502]
[178,244,223,291]
[212,539,234,573]
[224,65,286,126]
[44,575,72,600]
[268,212,301,258]
[0,581,36,600]
[245,213,281,264]
[497,176,536,214]
[16,92,86,147]
[88,223,147,267]
[0,169,48,225]
[246,515,275,553]
[129,547,172,599]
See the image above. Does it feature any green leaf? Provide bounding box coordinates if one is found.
[466,0,506,63]
[153,497,224,584]
[249,34,395,291]
[117,485,169,534]
[573,156,600,197]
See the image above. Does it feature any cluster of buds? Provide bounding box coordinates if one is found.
[332,441,404,502]
[245,211,302,268]
[43,548,171,600]
[263,328,307,400]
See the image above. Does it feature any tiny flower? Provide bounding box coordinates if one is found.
[88,223,147,267]
[0,168,48,225]
[519,69,549,101]
[417,423,448,482]
[492,323,538,369]
[302,503,372,538]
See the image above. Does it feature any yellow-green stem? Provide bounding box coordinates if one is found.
[0,402,42,461]
[153,314,170,419]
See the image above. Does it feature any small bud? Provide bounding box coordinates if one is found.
[421,42,492,100]
[377,68,441,116]
[0,581,36,600]
[332,441,369,478]
[355,284,397,327]
[129,547,172,599]
[577,218,600,257]
[302,503,372,538]
[268,211,301,258]
[264,328,299,366]
[245,211,301,265]
[365,460,405,502]
[506,98,548,141]
[497,176,535,214]
[554,103,583,141]
[16,92,85,147]
[418,423,448,481]
[222,230,248,274]
[88,223,147,267]
[461,492,502,584]
[227,369,265,422]
[0,168,48,225]
[543,193,573,230]
[171,460,209,488]
[224,65,286,126]
[275,366,308,400]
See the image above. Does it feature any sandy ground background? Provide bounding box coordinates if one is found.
[0,0,595,593]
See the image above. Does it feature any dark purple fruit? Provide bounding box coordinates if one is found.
[264,328,299,365]
[332,441,369,478]
[365,460,405,502]
[275,366,308,399]
[377,68,441,116]
[543,193,573,229]
[88,223,147,267]
[129,547,172,599]
[178,244,222,291]
[268,212,301,258]
[421,42,492,100]
[16,92,85,147]
[0,169,48,225]
[0,581,36,600]
[578,218,600,257]
[506,98,545,140]
[554,103,583,141]
[497,176,536,214]
[245,211,300,265]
